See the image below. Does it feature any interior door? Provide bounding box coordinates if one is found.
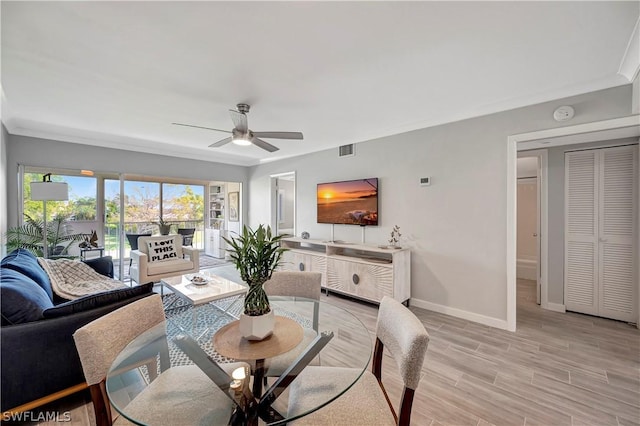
[565,145,638,322]
[565,150,599,316]
[597,146,637,322]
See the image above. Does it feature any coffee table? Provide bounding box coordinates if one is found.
[161,270,247,339]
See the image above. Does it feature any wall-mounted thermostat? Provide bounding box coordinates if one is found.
[420,177,431,186]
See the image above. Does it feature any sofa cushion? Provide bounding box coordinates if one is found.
[1,268,54,325]
[43,282,153,318]
[1,249,53,301]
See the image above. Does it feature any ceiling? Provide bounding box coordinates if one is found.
[2,2,639,167]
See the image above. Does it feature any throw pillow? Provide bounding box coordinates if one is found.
[0,268,54,325]
[1,248,53,301]
[147,237,178,263]
[43,283,153,318]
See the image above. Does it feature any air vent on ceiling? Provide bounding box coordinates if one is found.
[339,144,355,157]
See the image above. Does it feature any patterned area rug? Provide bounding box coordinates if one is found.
[164,293,242,363]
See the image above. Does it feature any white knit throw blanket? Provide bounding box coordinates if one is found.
[38,258,125,300]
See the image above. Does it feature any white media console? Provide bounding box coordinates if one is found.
[279,237,410,305]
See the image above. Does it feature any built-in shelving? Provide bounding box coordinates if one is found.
[206,183,226,258]
[208,184,225,229]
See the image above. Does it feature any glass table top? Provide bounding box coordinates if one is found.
[106,296,372,425]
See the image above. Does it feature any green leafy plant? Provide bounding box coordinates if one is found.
[5,213,87,258]
[223,225,287,316]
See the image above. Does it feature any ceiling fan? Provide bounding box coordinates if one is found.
[172,103,303,153]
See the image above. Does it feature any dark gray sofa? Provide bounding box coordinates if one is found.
[1,249,154,412]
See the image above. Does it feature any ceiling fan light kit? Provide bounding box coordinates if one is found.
[232,136,252,146]
[173,103,303,152]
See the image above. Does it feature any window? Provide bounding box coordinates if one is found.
[162,183,204,222]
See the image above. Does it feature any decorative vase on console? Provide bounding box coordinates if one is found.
[388,225,402,249]
[223,224,287,340]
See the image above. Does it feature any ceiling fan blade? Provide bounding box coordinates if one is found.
[252,131,303,140]
[172,123,231,133]
[251,137,279,152]
[229,109,248,132]
[208,137,233,148]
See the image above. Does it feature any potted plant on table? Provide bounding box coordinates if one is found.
[155,217,172,235]
[223,224,286,340]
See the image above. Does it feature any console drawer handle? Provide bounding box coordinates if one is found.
[352,274,360,285]
[299,263,305,271]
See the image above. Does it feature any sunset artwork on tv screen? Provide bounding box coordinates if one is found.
[317,178,378,226]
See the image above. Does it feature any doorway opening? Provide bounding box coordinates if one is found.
[270,172,296,237]
[516,155,541,307]
[507,115,640,332]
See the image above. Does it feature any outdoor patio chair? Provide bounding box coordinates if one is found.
[177,228,195,246]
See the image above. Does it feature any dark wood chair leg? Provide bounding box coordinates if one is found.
[398,387,415,426]
[372,338,384,380]
[89,382,112,426]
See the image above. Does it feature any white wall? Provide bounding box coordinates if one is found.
[248,85,632,327]
[5,134,249,229]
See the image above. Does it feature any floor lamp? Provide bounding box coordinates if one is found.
[30,173,69,258]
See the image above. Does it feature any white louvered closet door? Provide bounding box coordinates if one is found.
[598,146,637,322]
[565,150,599,316]
[565,145,638,322]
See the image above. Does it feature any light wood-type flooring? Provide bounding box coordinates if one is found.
[11,279,639,425]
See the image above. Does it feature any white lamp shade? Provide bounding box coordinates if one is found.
[31,182,69,201]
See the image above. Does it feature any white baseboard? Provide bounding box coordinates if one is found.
[545,302,566,313]
[516,258,537,281]
[410,298,509,330]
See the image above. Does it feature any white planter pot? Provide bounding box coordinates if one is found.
[239,310,275,341]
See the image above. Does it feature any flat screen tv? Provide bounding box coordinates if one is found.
[317,178,378,226]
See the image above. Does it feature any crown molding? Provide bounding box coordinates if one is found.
[619,16,640,82]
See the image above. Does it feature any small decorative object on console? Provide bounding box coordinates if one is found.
[301,231,310,239]
[89,230,99,248]
[388,225,402,249]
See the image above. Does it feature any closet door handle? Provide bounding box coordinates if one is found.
[599,237,608,243]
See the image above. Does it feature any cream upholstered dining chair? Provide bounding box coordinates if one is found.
[253,271,322,380]
[129,234,199,286]
[73,294,249,426]
[287,296,429,426]
[264,271,322,329]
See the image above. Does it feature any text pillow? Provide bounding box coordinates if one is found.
[147,237,178,263]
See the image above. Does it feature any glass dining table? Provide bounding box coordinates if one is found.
[105,296,372,425]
